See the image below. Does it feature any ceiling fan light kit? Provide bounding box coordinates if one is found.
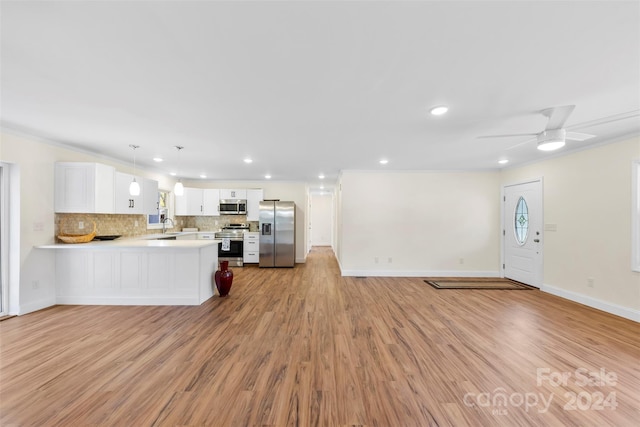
[478,104,598,154]
[536,129,566,151]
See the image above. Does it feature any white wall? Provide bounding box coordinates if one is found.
[501,137,640,319]
[338,170,501,276]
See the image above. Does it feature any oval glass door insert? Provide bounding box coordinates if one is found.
[514,196,529,245]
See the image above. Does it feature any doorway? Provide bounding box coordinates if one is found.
[502,179,543,287]
[309,192,333,249]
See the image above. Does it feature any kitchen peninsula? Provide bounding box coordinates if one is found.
[37,237,220,306]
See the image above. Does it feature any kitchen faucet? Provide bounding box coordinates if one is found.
[162,217,175,234]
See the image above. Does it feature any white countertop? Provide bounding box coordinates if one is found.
[37,236,221,249]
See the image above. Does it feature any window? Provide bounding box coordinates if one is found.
[514,196,529,245]
[147,189,172,230]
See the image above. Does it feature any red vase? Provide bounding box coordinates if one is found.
[214,260,234,297]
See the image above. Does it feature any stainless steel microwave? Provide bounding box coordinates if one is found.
[219,199,247,215]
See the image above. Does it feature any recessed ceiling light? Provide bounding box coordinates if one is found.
[429,105,449,116]
[379,159,389,165]
[200,174,207,178]
[169,172,177,176]
[153,157,163,162]
[498,159,509,164]
[264,174,271,179]
[244,158,253,164]
[318,174,325,179]
[320,185,324,189]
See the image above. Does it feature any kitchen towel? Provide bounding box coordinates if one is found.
[221,238,231,251]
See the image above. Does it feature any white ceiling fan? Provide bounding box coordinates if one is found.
[479,105,595,151]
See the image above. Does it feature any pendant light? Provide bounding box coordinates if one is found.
[129,144,141,196]
[174,146,184,196]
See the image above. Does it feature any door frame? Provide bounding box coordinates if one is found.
[500,177,544,287]
[0,164,8,316]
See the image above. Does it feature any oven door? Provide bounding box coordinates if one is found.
[218,239,244,266]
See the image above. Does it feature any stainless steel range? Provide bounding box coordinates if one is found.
[215,224,249,267]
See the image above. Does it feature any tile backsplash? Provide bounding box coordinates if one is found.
[55,213,259,241]
[56,213,155,239]
[178,215,259,232]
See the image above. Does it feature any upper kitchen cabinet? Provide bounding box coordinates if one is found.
[114,172,142,214]
[202,189,220,216]
[219,189,247,200]
[175,188,220,216]
[114,172,159,215]
[55,162,115,213]
[142,178,159,214]
[246,189,264,221]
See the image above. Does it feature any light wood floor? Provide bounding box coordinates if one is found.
[1,247,638,426]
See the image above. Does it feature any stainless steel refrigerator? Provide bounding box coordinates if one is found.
[259,201,296,267]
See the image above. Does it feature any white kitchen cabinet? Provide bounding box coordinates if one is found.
[243,232,259,263]
[175,187,220,216]
[202,189,220,215]
[246,189,264,221]
[55,162,115,213]
[115,172,143,214]
[114,173,159,215]
[49,242,218,305]
[142,178,159,215]
[220,189,247,200]
[175,187,198,216]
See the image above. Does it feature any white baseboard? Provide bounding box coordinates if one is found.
[542,284,640,323]
[341,269,499,278]
[19,297,56,315]
[56,296,202,306]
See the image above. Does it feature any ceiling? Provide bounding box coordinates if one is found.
[1,1,639,190]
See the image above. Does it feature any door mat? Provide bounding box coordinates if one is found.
[424,278,535,290]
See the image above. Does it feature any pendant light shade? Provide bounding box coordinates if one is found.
[174,181,184,196]
[129,144,140,196]
[174,146,185,196]
[129,178,141,196]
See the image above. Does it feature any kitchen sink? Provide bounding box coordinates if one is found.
[155,235,177,240]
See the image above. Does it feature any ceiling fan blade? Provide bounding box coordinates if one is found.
[506,137,537,150]
[566,132,595,141]
[566,109,640,131]
[543,105,575,130]
[477,133,538,139]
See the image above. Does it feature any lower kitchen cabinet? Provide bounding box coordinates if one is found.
[243,232,259,263]
[49,243,218,305]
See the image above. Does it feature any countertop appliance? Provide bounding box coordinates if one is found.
[259,201,295,267]
[214,224,249,267]
[219,199,247,215]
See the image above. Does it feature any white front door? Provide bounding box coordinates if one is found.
[503,180,543,287]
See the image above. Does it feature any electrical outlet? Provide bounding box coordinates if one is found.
[587,278,595,288]
[78,221,84,229]
[134,220,139,227]
[459,258,465,265]
[388,257,393,264]
[374,257,379,264]
[32,280,39,290]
